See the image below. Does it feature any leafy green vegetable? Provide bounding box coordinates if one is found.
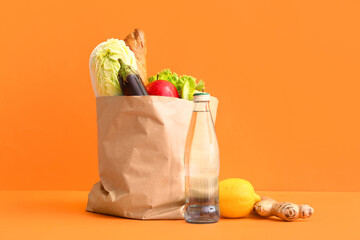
[195,80,205,91]
[148,69,205,100]
[89,39,138,97]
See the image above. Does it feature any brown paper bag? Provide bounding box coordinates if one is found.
[87,95,218,219]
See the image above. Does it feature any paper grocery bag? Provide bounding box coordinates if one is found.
[87,95,218,219]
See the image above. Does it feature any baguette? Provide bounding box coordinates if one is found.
[124,29,148,85]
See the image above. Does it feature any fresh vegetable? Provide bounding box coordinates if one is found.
[118,59,148,96]
[89,38,138,97]
[219,178,261,218]
[148,69,205,100]
[254,197,314,221]
[146,80,179,98]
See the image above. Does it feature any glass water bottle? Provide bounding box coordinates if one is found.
[184,92,220,223]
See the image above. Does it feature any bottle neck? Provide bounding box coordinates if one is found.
[193,101,210,112]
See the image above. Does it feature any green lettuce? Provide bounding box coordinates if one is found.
[148,69,205,100]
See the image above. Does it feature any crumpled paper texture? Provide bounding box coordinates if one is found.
[87,95,218,219]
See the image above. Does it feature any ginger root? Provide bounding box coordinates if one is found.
[254,197,314,221]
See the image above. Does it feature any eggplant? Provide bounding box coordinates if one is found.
[118,59,148,96]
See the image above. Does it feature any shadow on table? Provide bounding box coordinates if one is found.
[87,208,285,222]
[220,211,283,222]
[5,192,285,222]
[10,191,285,222]
[85,210,184,221]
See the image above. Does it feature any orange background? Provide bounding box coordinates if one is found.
[0,0,359,191]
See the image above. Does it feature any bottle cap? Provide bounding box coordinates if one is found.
[193,92,210,102]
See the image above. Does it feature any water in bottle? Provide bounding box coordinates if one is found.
[184,92,220,223]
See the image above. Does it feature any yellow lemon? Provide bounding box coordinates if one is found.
[219,178,261,218]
